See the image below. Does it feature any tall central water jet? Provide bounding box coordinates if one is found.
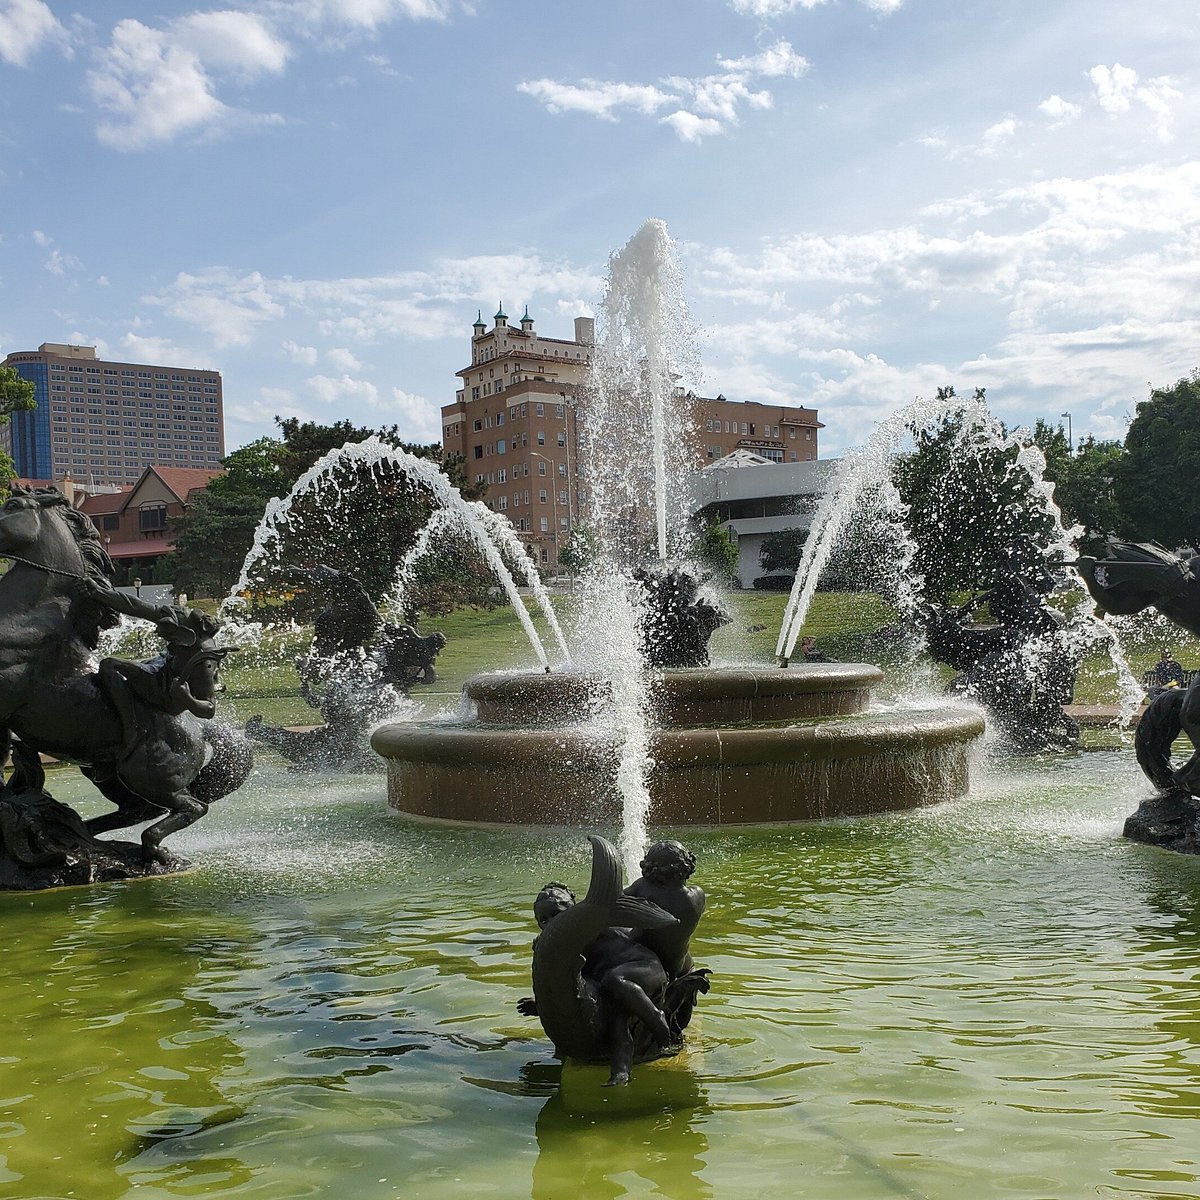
[573,220,705,871]
[373,222,985,846]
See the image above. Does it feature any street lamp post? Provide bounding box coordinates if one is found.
[1061,411,1073,453]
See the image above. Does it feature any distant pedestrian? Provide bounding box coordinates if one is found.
[1155,649,1185,687]
[801,636,830,663]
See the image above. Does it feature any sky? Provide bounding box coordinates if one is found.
[2,0,1199,458]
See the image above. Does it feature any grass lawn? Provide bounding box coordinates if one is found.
[200,586,1200,724]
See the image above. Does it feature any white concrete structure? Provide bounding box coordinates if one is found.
[689,455,836,588]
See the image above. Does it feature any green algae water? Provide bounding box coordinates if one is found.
[3,751,1200,1199]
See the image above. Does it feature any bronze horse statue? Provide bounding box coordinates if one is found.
[0,486,252,865]
[1076,541,1200,799]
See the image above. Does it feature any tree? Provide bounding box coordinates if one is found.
[0,365,36,495]
[558,525,597,575]
[759,528,806,576]
[694,518,738,583]
[1113,371,1200,548]
[163,417,494,611]
[1033,425,1126,557]
[893,388,1059,603]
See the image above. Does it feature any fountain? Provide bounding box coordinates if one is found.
[3,220,1198,1188]
[371,222,984,842]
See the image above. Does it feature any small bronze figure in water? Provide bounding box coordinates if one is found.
[519,835,710,1086]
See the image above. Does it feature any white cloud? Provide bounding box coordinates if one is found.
[283,339,319,365]
[519,40,808,142]
[1088,62,1180,141]
[88,13,288,150]
[1039,94,1081,124]
[119,332,191,362]
[307,373,381,406]
[697,161,1200,450]
[728,0,899,14]
[45,246,82,275]
[717,42,809,79]
[390,387,439,439]
[32,228,52,246]
[152,256,602,351]
[728,0,826,14]
[979,116,1018,155]
[280,0,450,32]
[174,11,289,78]
[326,346,363,370]
[157,268,287,346]
[0,0,64,66]
[661,110,724,143]
[515,79,672,121]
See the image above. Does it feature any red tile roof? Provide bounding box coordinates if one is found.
[146,466,223,503]
[79,488,133,516]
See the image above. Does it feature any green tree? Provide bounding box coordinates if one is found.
[759,528,806,576]
[695,517,738,583]
[558,525,597,575]
[1033,424,1125,557]
[163,417,492,611]
[893,388,1058,603]
[1112,371,1200,548]
[0,365,36,494]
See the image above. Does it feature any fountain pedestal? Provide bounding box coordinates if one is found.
[371,664,984,826]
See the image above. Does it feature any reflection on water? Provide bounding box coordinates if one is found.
[3,754,1200,1198]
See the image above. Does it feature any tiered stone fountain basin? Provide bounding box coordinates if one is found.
[371,663,985,825]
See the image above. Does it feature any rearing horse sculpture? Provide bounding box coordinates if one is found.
[1076,541,1200,796]
[0,486,252,863]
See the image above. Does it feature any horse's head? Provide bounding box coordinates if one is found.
[0,486,114,581]
[159,609,233,701]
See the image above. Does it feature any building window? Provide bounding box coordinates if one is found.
[557,431,566,446]
[102,515,119,531]
[538,461,546,475]
[138,504,167,532]
[497,439,506,454]
[789,428,796,439]
[539,517,549,533]
[805,429,812,440]
[474,446,483,459]
[535,403,544,416]
[539,489,547,503]
[537,431,545,445]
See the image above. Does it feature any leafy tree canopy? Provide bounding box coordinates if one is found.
[893,388,1059,603]
[0,365,36,495]
[162,416,491,613]
[1113,371,1200,549]
[695,517,738,584]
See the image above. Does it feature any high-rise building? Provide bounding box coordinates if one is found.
[1,343,225,486]
[439,308,822,569]
[441,307,593,570]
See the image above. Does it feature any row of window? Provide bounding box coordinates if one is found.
[704,417,814,441]
[50,384,218,398]
[505,516,560,534]
[51,366,217,383]
[471,402,567,431]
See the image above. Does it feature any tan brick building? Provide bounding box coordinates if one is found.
[690,393,823,463]
[440,308,821,569]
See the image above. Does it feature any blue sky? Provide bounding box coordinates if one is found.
[2,0,1198,457]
